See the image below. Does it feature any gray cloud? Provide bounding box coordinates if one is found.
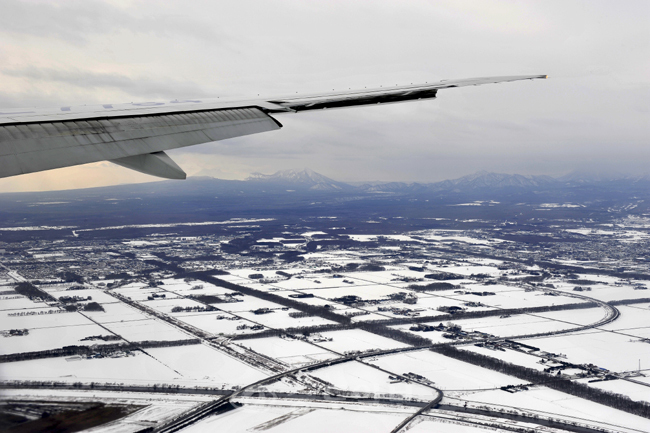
[0,0,225,43]
[1,67,211,100]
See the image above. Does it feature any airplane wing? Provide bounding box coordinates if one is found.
[0,74,546,180]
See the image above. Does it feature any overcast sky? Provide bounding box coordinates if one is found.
[0,0,648,192]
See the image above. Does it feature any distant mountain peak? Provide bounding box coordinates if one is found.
[446,171,557,189]
[246,168,352,191]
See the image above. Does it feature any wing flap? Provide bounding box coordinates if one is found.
[111,151,186,179]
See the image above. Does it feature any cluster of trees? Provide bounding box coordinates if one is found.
[277,251,304,263]
[104,272,132,280]
[63,302,105,312]
[188,294,228,304]
[80,335,121,342]
[520,271,551,283]
[59,295,91,304]
[408,282,458,292]
[59,271,84,284]
[288,311,312,318]
[171,305,215,313]
[433,345,650,419]
[3,329,29,336]
[609,297,650,306]
[8,309,69,317]
[331,262,386,272]
[14,282,55,302]
[331,295,363,306]
[425,272,463,280]
[567,279,599,285]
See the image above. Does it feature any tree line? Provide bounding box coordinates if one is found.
[0,339,201,363]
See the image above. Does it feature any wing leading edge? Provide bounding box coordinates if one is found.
[0,74,546,180]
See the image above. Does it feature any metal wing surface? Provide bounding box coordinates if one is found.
[0,74,546,180]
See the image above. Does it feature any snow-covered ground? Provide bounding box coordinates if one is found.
[0,323,119,355]
[580,377,650,402]
[101,318,191,341]
[443,307,605,337]
[185,401,411,433]
[463,386,650,433]
[310,360,438,399]
[0,351,179,385]
[243,337,335,366]
[318,329,409,353]
[526,329,650,372]
[369,350,516,391]
[173,312,261,336]
[145,344,269,386]
[0,307,94,330]
[234,309,336,329]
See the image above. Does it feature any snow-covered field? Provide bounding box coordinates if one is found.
[0,323,119,355]
[113,284,182,302]
[144,297,206,314]
[464,386,650,433]
[83,302,152,324]
[0,351,178,385]
[369,350,516,391]
[0,307,94,330]
[216,296,286,313]
[145,344,269,386]
[526,329,650,372]
[600,304,650,338]
[185,402,410,433]
[580,377,650,402]
[310,360,438,399]
[41,286,117,304]
[550,279,650,302]
[0,296,39,310]
[447,289,584,310]
[390,307,607,342]
[440,307,606,337]
[425,264,502,277]
[102,318,190,341]
[460,345,549,372]
[243,337,335,366]
[173,312,261,336]
[301,284,401,301]
[318,329,409,353]
[234,309,336,329]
